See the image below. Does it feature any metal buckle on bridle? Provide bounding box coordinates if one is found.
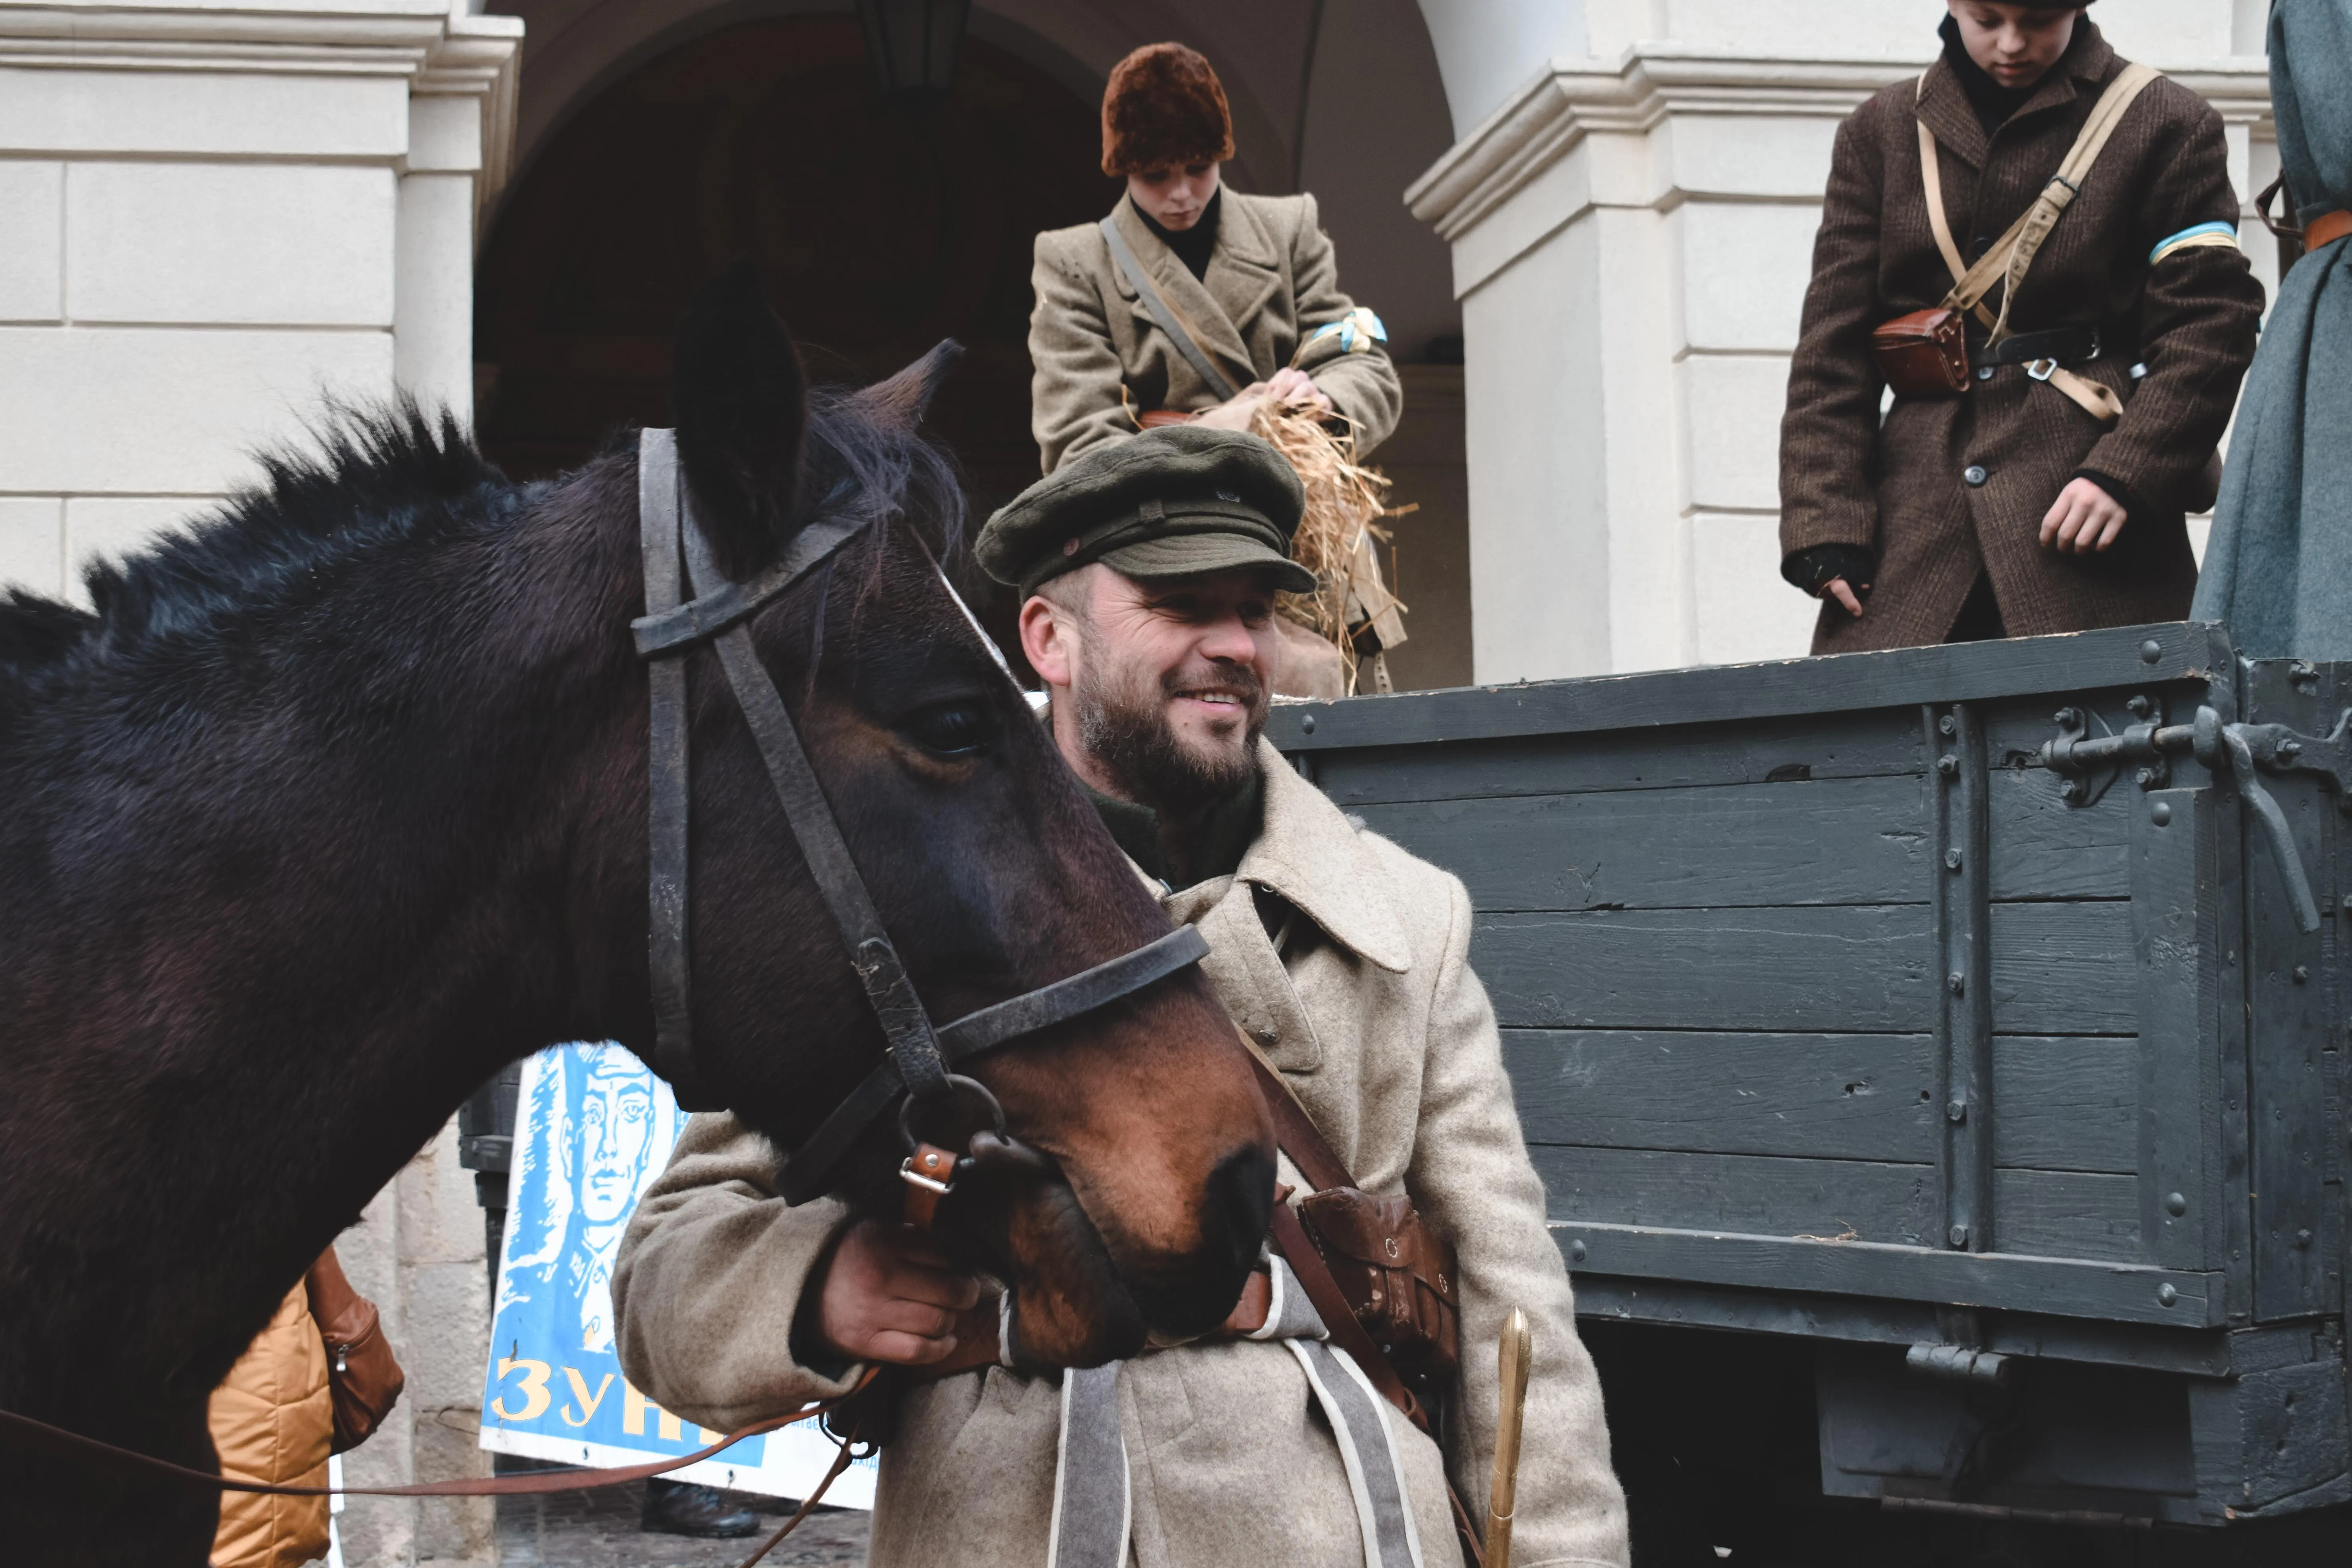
[2026,357,2059,382]
[627,428,1210,1213]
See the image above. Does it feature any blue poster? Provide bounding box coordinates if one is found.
[477,1043,876,1505]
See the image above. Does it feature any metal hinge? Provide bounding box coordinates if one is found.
[2042,704,2351,934]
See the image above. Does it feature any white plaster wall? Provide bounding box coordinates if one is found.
[0,10,514,607]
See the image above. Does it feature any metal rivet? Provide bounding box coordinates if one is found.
[2128,695,2153,719]
[1568,1239,1588,1264]
[2140,640,2163,664]
[2294,966,2310,984]
[2158,1283,2179,1306]
[1940,715,1958,736]
[1947,1098,1967,1123]
[1948,972,1966,995]
[2151,802,2172,826]
[2165,1192,2187,1216]
[1945,848,1963,870]
[1299,713,1315,734]
[2135,767,2156,787]
[1938,755,1958,776]
[2296,1229,2314,1249]
[1949,1225,1970,1248]
[1963,464,1988,487]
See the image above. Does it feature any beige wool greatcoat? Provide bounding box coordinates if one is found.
[1029,192,1404,474]
[611,742,1629,1568]
[1779,22,2262,652]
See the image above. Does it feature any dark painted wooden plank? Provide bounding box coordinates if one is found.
[1271,622,2233,753]
[1355,774,1929,912]
[1993,1169,2143,1262]
[1529,1145,1940,1247]
[1992,1037,2138,1174]
[1474,906,1934,1032]
[1988,765,2132,900]
[1552,1221,2222,1326]
[1990,899,2139,1035]
[1503,1030,1938,1162]
[1311,711,1921,808]
[1571,1276,2242,1376]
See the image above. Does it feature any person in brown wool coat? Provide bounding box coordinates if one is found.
[1778,0,2262,652]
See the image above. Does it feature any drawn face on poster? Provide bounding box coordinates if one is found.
[495,1043,682,1355]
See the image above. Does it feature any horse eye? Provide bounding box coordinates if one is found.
[903,701,996,757]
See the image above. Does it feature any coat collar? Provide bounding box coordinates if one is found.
[1913,19,2117,173]
[1229,737,1413,973]
[1108,194,1279,389]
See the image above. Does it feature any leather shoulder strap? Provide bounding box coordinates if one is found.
[1929,62,2161,332]
[1238,1034,1353,1192]
[1915,76,1982,321]
[1098,212,1243,401]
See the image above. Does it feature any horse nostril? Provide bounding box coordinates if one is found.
[1206,1143,1276,1276]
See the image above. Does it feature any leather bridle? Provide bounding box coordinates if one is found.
[629,429,1209,1211]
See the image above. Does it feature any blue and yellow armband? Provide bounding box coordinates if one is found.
[2149,221,2241,265]
[1307,307,1388,355]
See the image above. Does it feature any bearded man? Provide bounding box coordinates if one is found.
[609,427,1628,1567]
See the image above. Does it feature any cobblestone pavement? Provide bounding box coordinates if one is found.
[495,1484,869,1567]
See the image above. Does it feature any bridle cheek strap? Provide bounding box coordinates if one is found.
[629,427,1208,1192]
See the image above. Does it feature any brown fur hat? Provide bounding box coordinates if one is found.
[1100,43,1234,177]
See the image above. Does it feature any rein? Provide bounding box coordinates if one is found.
[629,429,1208,1210]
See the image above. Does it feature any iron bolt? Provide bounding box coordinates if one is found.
[2128,695,2153,718]
[2294,966,2310,984]
[2152,802,2173,826]
[2054,707,2080,728]
[1949,1225,1970,1248]
[1299,714,1315,734]
[1948,972,1967,996]
[1568,1239,1588,1263]
[1945,848,1963,870]
[1938,755,1958,776]
[2141,640,2163,664]
[2158,1284,2179,1306]
[2296,1229,2314,1249]
[2165,1192,2187,1216]
[1941,714,1959,736]
[2281,740,2303,758]
[2135,767,2155,786]
[1946,1098,1967,1123]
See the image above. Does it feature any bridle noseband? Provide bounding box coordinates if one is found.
[630,429,1209,1210]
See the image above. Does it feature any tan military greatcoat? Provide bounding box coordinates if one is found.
[1029,192,1404,474]
[1779,22,2261,651]
[611,742,1628,1568]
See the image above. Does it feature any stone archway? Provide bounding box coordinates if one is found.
[473,13,1116,508]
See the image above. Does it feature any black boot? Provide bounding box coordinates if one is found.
[640,1478,761,1538]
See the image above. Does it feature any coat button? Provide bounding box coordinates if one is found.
[1963,464,1988,487]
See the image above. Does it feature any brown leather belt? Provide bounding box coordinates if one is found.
[2308,209,2352,253]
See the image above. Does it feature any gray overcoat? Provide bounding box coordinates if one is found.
[1028,192,1404,474]
[2191,0,2352,658]
[1780,21,2262,651]
[610,742,1629,1568]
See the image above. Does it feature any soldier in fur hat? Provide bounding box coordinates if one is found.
[1027,42,1403,476]
[1778,0,2262,650]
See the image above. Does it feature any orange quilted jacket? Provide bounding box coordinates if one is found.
[207,1277,332,1568]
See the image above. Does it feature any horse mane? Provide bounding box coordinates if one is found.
[0,387,966,708]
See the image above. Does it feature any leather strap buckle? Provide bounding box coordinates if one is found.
[901,1142,961,1229]
[2026,358,2059,382]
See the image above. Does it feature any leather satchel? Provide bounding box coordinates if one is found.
[1871,307,1970,397]
[306,1246,406,1454]
[1296,1186,1461,1394]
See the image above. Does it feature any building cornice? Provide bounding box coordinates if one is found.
[1406,45,2275,245]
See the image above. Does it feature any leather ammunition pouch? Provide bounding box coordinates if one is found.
[1295,1185,1461,1395]
[1871,307,1970,397]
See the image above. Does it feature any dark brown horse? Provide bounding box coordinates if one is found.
[0,267,1272,1565]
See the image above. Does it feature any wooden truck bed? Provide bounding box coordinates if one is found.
[1269,622,2349,1533]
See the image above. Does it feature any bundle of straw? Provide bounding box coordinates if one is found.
[1249,399,1409,693]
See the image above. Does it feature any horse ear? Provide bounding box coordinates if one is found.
[847,339,964,431]
[673,260,807,579]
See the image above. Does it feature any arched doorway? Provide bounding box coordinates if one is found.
[473,14,1117,510]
